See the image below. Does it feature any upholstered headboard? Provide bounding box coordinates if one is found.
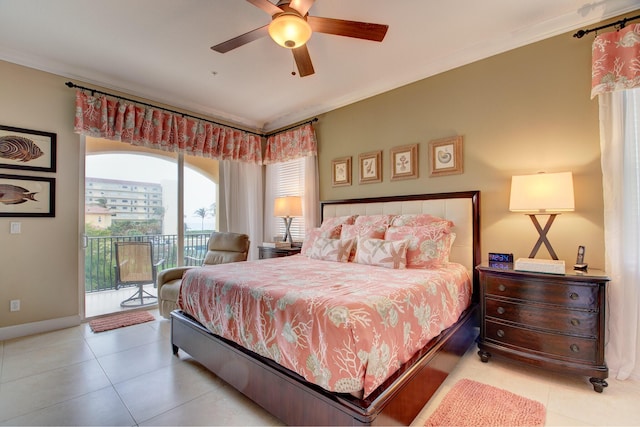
[321,191,481,291]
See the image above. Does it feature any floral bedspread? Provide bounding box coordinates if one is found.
[178,255,471,398]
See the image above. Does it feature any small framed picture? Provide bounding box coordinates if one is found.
[429,136,463,177]
[359,150,382,184]
[332,156,352,187]
[0,173,55,217]
[0,125,57,172]
[390,144,418,181]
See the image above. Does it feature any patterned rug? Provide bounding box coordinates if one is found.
[425,379,546,427]
[89,310,156,333]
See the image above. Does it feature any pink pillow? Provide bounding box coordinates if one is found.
[354,238,408,269]
[320,215,358,233]
[308,237,355,263]
[385,225,456,268]
[340,223,387,261]
[354,214,395,228]
[391,214,454,229]
[301,226,341,256]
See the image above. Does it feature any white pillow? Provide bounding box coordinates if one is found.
[308,237,355,263]
[354,238,409,269]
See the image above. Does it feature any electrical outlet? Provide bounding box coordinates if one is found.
[10,300,20,312]
[10,222,21,234]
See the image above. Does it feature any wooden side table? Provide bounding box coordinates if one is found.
[258,246,302,260]
[476,262,609,392]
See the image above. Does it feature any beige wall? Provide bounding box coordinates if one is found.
[0,61,80,331]
[315,26,604,269]
[0,14,619,336]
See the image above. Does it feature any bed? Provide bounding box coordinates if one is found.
[170,190,481,426]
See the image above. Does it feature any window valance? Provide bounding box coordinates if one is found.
[263,123,318,164]
[591,23,640,98]
[73,90,263,164]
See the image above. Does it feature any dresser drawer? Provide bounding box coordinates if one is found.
[485,320,597,362]
[485,298,598,337]
[484,274,597,309]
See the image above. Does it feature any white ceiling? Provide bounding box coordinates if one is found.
[0,1,638,132]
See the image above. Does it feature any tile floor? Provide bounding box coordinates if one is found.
[0,310,638,426]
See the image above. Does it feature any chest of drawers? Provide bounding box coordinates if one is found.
[476,263,609,392]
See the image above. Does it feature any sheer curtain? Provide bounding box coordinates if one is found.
[599,88,640,380]
[593,23,640,380]
[219,160,263,260]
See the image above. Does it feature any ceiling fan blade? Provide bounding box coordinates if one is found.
[307,16,388,42]
[211,25,269,53]
[289,0,314,16]
[246,0,283,16]
[292,45,315,77]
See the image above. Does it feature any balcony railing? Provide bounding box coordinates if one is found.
[85,233,210,292]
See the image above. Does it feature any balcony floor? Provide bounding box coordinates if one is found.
[85,284,158,319]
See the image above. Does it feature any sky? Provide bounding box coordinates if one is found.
[85,153,216,231]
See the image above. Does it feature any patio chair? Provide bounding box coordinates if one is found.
[114,241,165,307]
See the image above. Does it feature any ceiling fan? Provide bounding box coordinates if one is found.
[211,0,389,77]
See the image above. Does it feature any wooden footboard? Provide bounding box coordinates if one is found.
[171,304,478,426]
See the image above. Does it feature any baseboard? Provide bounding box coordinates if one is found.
[0,315,82,341]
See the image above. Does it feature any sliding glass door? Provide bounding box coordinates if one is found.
[83,137,217,317]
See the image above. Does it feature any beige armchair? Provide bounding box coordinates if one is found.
[157,231,250,318]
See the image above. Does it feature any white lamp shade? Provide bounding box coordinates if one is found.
[268,13,312,49]
[274,196,302,217]
[509,172,575,212]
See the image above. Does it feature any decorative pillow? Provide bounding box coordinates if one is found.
[385,225,456,269]
[390,213,454,229]
[308,237,355,263]
[301,226,342,256]
[340,223,387,261]
[354,238,408,269]
[320,215,358,233]
[354,214,395,229]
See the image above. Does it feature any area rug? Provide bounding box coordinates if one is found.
[89,310,155,333]
[425,378,546,427]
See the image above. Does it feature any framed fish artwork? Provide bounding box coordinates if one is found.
[0,125,56,172]
[0,174,55,217]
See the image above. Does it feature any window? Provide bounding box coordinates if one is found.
[268,157,305,242]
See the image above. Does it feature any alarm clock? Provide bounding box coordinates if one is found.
[488,252,514,263]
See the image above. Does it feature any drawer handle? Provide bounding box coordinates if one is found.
[496,329,505,338]
[571,318,580,326]
[570,344,580,353]
[497,307,506,315]
[570,292,579,300]
[498,284,506,292]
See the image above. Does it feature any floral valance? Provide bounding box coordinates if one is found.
[263,123,318,164]
[591,23,640,98]
[74,90,263,164]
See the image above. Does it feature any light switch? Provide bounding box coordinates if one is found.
[10,222,21,234]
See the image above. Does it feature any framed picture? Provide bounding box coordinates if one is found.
[332,156,352,187]
[0,173,55,217]
[429,136,463,177]
[390,144,418,181]
[0,125,57,172]
[359,150,382,184]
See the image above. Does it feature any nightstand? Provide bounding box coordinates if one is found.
[258,245,302,259]
[476,262,610,392]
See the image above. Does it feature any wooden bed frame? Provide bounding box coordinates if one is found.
[170,191,481,426]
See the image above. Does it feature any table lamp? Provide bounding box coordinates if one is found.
[509,172,574,260]
[274,196,302,244]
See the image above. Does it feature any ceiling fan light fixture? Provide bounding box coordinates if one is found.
[268,13,312,49]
